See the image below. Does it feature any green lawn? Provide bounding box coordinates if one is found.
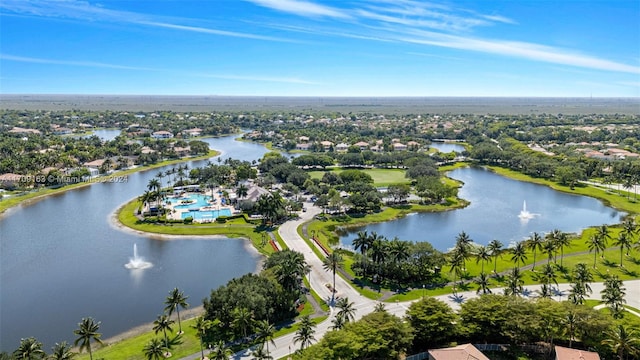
[117,199,280,256]
[307,168,410,187]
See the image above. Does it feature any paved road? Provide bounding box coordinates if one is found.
[182,201,640,360]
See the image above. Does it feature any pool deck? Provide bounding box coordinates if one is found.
[163,190,236,223]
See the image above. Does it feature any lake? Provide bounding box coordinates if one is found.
[339,167,625,251]
[0,134,275,350]
[429,142,466,153]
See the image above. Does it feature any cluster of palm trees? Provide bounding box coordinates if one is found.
[588,220,639,269]
[9,317,103,360]
[143,288,190,360]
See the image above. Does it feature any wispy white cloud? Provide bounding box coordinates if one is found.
[245,0,351,19]
[1,54,319,85]
[0,54,158,71]
[0,0,291,42]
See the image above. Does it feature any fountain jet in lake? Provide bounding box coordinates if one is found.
[125,244,153,269]
[518,200,538,222]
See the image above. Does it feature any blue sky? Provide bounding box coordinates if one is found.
[1,0,639,97]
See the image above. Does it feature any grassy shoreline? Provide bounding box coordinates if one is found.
[0,150,220,216]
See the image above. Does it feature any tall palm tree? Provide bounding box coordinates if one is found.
[210,340,232,360]
[250,345,273,360]
[554,231,572,268]
[613,232,633,267]
[587,234,606,268]
[487,239,503,274]
[142,338,167,360]
[601,275,626,319]
[369,236,387,278]
[542,238,557,265]
[156,171,165,189]
[192,316,212,360]
[293,316,316,351]
[232,307,254,341]
[474,245,491,275]
[164,288,189,334]
[527,232,544,270]
[596,224,612,251]
[388,239,410,266]
[73,317,103,360]
[510,241,528,270]
[602,325,640,360]
[448,248,465,294]
[152,314,174,348]
[455,231,473,269]
[236,183,248,200]
[336,297,356,323]
[352,230,372,274]
[504,267,524,296]
[13,337,45,360]
[535,263,558,296]
[48,342,75,360]
[621,217,638,246]
[323,252,344,304]
[255,320,276,356]
[331,314,347,330]
[475,272,492,295]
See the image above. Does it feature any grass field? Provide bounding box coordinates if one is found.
[307,168,410,187]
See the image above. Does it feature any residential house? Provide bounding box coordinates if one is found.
[554,346,600,360]
[9,127,41,135]
[298,136,310,142]
[0,173,22,189]
[335,143,349,152]
[392,143,408,151]
[428,344,490,360]
[320,141,334,151]
[182,128,202,137]
[295,143,311,151]
[173,146,191,157]
[151,130,174,139]
[354,141,369,150]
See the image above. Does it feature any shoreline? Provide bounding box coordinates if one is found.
[0,149,221,218]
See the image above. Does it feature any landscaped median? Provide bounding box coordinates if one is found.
[116,198,286,255]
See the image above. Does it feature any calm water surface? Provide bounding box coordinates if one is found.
[0,134,274,350]
[340,167,625,251]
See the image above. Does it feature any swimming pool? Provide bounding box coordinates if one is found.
[181,208,233,220]
[171,194,213,209]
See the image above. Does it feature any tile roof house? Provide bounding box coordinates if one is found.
[428,344,490,360]
[555,346,600,360]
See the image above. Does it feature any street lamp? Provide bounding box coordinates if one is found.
[422,284,425,298]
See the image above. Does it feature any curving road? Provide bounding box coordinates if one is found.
[182,201,640,360]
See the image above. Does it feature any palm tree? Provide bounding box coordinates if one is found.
[602,325,640,360]
[596,224,612,251]
[568,263,593,305]
[255,320,276,356]
[323,252,344,304]
[587,234,606,268]
[487,239,503,274]
[142,338,167,360]
[447,247,466,295]
[352,230,372,275]
[475,272,492,295]
[474,245,491,275]
[13,337,45,360]
[73,317,103,360]
[250,344,272,360]
[542,238,557,265]
[510,241,528,270]
[293,316,316,351]
[164,288,189,334]
[192,316,212,360]
[156,171,165,189]
[369,236,387,278]
[48,342,75,360]
[210,340,232,360]
[613,232,633,267]
[504,267,524,296]
[455,231,473,269]
[236,183,248,200]
[554,231,572,268]
[388,239,410,266]
[563,310,579,348]
[373,302,386,313]
[527,232,544,270]
[232,307,254,341]
[153,314,174,347]
[331,314,347,330]
[621,217,638,246]
[535,263,558,296]
[601,275,626,319]
[336,297,356,323]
